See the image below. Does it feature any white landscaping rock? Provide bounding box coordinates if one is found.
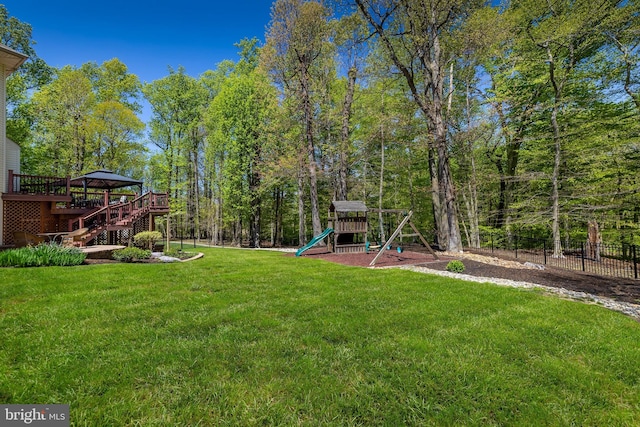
[398,265,640,321]
[524,262,545,270]
[151,252,180,263]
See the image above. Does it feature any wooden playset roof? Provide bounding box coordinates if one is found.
[330,201,368,213]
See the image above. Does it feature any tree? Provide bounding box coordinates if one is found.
[143,67,207,239]
[29,62,146,178]
[510,0,621,256]
[205,69,277,247]
[0,5,53,148]
[355,0,485,252]
[597,0,640,113]
[264,0,332,241]
[81,58,143,113]
[331,10,368,200]
[30,67,95,176]
[90,100,146,174]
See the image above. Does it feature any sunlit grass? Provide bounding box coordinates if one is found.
[1,247,639,425]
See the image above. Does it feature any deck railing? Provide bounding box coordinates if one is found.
[7,170,168,210]
[8,170,69,196]
[133,192,168,210]
[69,192,169,232]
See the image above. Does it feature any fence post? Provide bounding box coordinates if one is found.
[515,235,518,259]
[581,242,586,272]
[633,245,638,280]
[543,239,547,265]
[490,233,494,254]
[7,169,13,193]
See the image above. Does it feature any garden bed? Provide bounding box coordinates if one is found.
[297,248,640,305]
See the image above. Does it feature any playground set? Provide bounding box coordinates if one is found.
[295,201,438,266]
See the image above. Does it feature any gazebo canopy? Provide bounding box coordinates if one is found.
[70,170,143,190]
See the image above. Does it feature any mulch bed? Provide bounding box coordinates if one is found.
[296,248,640,305]
[294,247,452,268]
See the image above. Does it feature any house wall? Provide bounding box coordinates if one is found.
[0,62,6,245]
[6,138,20,174]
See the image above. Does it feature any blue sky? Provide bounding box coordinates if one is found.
[4,0,274,84]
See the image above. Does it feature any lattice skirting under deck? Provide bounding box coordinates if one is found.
[3,200,59,246]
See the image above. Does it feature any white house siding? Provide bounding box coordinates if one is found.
[0,63,6,244]
[7,138,19,174]
[0,63,5,192]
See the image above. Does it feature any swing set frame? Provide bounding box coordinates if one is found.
[368,209,439,266]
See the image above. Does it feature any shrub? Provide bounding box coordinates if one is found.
[133,231,163,250]
[445,260,465,273]
[163,248,195,260]
[0,243,86,267]
[112,247,151,263]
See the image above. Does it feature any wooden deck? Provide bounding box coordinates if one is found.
[81,245,126,259]
[2,171,169,247]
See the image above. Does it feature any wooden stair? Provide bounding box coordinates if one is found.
[69,192,169,246]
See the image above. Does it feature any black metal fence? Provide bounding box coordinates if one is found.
[466,234,639,280]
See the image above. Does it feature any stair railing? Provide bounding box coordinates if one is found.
[68,191,169,243]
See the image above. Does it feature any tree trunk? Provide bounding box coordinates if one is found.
[587,220,601,262]
[435,127,462,252]
[191,133,201,242]
[271,188,280,247]
[336,66,357,201]
[274,187,283,246]
[551,105,563,258]
[300,66,323,238]
[250,202,261,248]
[430,34,461,252]
[249,171,261,249]
[378,125,386,244]
[297,165,306,246]
[489,78,529,230]
[463,181,480,248]
[428,145,446,249]
[547,44,567,258]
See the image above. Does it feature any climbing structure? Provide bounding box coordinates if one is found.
[328,201,368,254]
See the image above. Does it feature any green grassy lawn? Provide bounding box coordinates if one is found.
[1,248,639,426]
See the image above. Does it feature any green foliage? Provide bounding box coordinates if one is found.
[112,247,151,262]
[143,67,207,197]
[1,4,54,144]
[28,61,145,177]
[1,248,640,425]
[0,243,86,267]
[133,231,163,250]
[90,100,146,173]
[204,68,277,236]
[446,260,465,273]
[163,248,195,260]
[81,58,143,112]
[30,67,95,176]
[8,0,640,250]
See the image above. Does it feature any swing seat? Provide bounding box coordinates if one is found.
[365,241,381,253]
